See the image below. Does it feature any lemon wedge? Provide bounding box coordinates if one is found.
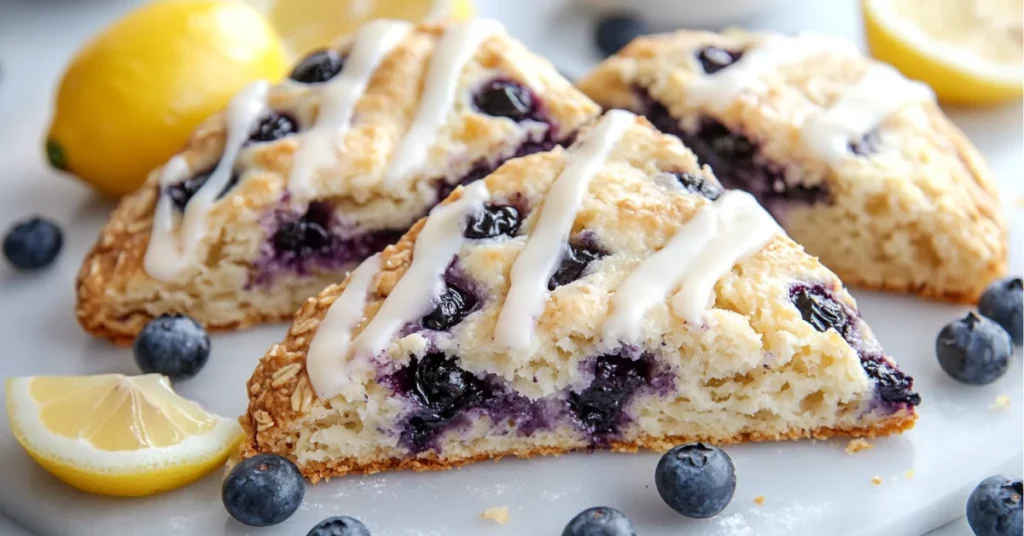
[6,374,242,497]
[249,0,475,58]
[863,0,1023,105]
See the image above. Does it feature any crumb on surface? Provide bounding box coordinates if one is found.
[481,506,510,525]
[754,495,765,506]
[904,469,915,479]
[990,395,1011,410]
[1014,195,1024,209]
[871,476,883,485]
[845,438,873,454]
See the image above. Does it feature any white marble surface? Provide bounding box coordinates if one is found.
[0,0,1020,535]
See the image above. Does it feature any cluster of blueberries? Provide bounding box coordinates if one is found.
[219,441,738,535]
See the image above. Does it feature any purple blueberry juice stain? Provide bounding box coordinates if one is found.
[248,201,403,288]
[549,233,606,291]
[633,91,831,218]
[380,349,670,453]
[789,283,920,410]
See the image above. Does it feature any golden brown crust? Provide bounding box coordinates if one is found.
[576,29,1008,303]
[237,411,916,483]
[75,20,601,343]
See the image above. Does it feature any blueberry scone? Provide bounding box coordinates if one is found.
[75,19,601,344]
[577,30,1007,303]
[238,111,920,482]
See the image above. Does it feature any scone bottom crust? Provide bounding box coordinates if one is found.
[240,112,919,483]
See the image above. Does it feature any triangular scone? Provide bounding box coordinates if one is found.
[577,30,1006,303]
[75,19,601,344]
[239,111,919,482]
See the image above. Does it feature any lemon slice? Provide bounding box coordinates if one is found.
[6,374,242,497]
[863,0,1023,105]
[248,0,475,58]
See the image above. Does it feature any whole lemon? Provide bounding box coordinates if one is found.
[46,0,288,197]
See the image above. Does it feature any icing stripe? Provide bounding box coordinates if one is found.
[603,191,781,341]
[288,20,413,197]
[669,191,781,324]
[494,110,636,352]
[307,253,383,399]
[382,20,504,187]
[351,181,490,357]
[688,34,857,112]
[801,64,934,163]
[144,81,269,281]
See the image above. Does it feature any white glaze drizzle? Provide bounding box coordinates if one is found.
[288,20,412,198]
[143,81,269,281]
[382,20,504,187]
[669,191,781,324]
[688,34,857,112]
[350,181,490,357]
[306,253,382,399]
[493,110,636,352]
[801,63,934,163]
[602,191,781,341]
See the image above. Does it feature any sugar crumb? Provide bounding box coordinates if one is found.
[904,469,915,479]
[481,506,510,525]
[845,439,873,455]
[990,395,1011,410]
[871,476,883,485]
[1014,195,1024,209]
[753,495,765,506]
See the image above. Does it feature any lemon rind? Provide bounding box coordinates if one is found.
[865,0,1022,86]
[6,377,242,473]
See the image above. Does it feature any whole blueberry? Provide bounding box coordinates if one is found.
[3,217,63,270]
[978,277,1023,346]
[290,49,345,83]
[133,315,210,380]
[307,516,371,536]
[562,507,636,536]
[223,454,305,527]
[936,312,1013,385]
[967,475,1023,536]
[595,15,648,57]
[655,442,736,518]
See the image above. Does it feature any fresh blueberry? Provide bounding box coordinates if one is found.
[672,172,722,200]
[132,315,210,380]
[595,15,648,57]
[223,454,305,527]
[250,112,299,143]
[290,49,345,83]
[549,243,605,290]
[465,204,520,239]
[422,284,477,331]
[696,46,744,74]
[569,354,651,436]
[790,285,852,338]
[655,442,736,518]
[3,217,63,270]
[307,516,371,536]
[967,475,1023,536]
[473,80,536,121]
[936,312,1013,385]
[978,277,1023,345]
[562,506,636,536]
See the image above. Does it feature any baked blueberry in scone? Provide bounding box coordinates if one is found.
[75,19,601,344]
[576,30,1007,303]
[238,111,919,482]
